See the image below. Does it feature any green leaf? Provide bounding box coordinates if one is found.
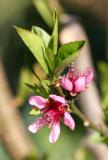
[48,11,58,55]
[41,80,50,94]
[25,83,36,92]
[14,26,49,74]
[32,26,55,72]
[41,11,58,73]
[33,0,53,27]
[35,83,49,98]
[45,48,55,72]
[54,40,85,74]
[29,109,41,116]
[25,83,46,97]
[31,26,50,48]
[25,82,49,98]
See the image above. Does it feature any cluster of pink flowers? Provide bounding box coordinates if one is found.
[28,67,93,143]
[59,67,93,96]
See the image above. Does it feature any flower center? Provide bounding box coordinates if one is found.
[44,110,58,124]
[57,105,65,113]
[67,66,83,81]
[45,114,53,122]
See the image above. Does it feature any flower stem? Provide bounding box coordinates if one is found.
[69,101,108,137]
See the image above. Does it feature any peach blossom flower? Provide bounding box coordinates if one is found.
[28,94,75,143]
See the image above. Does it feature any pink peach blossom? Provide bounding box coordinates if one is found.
[28,94,75,143]
[60,67,93,96]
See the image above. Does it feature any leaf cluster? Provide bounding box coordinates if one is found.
[14,11,85,99]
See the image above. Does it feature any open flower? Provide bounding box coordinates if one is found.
[60,67,93,96]
[28,94,75,143]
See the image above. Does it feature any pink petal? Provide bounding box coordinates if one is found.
[29,96,47,109]
[85,67,93,84]
[63,112,75,130]
[28,117,46,133]
[74,77,86,92]
[49,94,66,105]
[60,77,73,91]
[49,121,60,143]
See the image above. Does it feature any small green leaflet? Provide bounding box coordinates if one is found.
[44,47,55,72]
[54,40,85,74]
[32,12,58,72]
[25,83,36,92]
[42,11,58,73]
[31,26,50,48]
[32,26,55,72]
[14,26,49,74]
[29,108,41,116]
[48,11,58,55]
[33,0,53,27]
[41,80,50,94]
[25,82,50,98]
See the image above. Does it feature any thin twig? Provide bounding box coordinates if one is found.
[69,101,108,137]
